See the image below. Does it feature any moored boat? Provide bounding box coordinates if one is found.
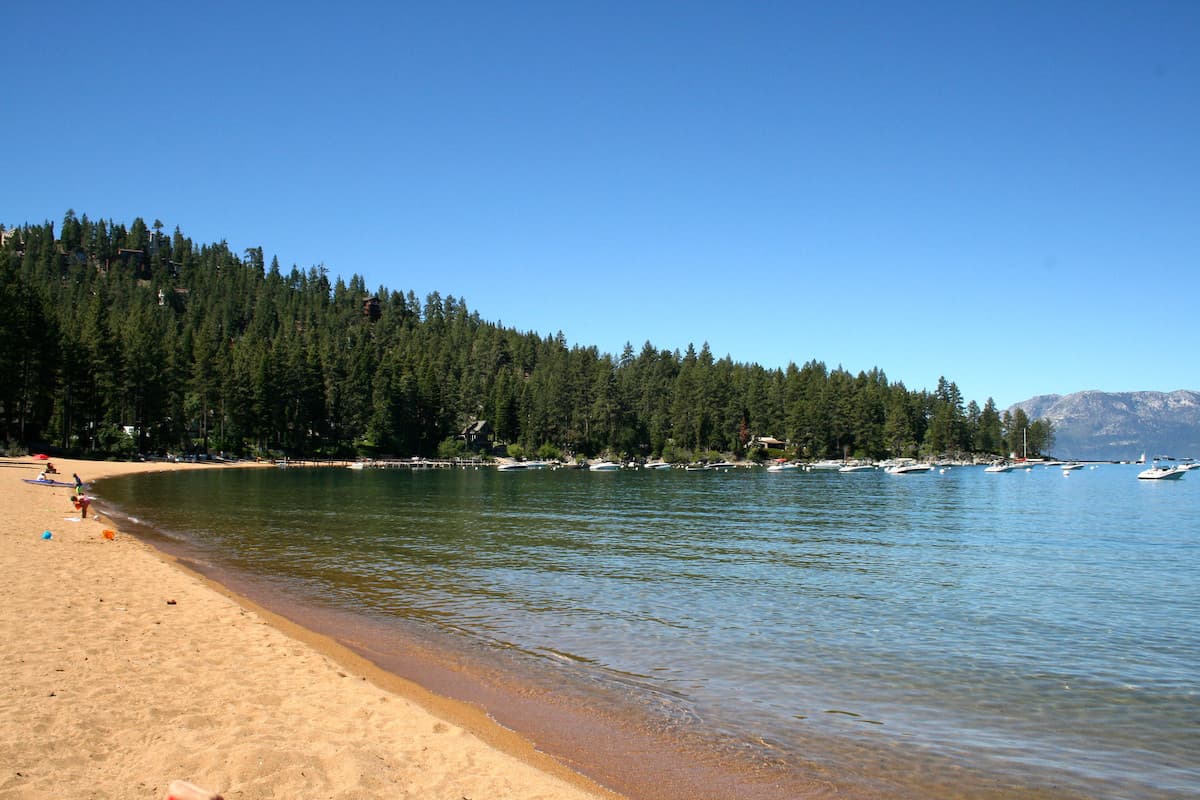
[885,461,933,474]
[1137,465,1186,480]
[589,461,621,471]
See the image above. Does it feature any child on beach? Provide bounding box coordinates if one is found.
[73,494,91,518]
[73,473,83,493]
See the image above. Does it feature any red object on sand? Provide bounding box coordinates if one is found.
[33,453,49,460]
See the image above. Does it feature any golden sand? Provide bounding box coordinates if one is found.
[0,456,618,800]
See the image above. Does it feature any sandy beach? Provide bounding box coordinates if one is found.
[0,456,619,800]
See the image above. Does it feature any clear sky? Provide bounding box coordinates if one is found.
[4,1,1197,409]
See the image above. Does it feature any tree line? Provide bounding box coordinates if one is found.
[0,212,1053,461]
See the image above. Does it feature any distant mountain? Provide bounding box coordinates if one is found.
[1009,390,1200,461]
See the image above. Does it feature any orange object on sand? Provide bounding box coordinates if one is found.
[165,779,223,800]
[102,529,115,540]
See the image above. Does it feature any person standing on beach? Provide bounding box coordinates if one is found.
[73,494,91,518]
[73,473,83,493]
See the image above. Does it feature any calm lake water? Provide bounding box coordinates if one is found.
[95,464,1199,799]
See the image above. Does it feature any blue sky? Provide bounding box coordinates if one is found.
[4,1,1197,409]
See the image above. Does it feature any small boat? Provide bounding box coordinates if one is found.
[1060,462,1086,471]
[767,462,800,472]
[838,463,876,473]
[589,461,621,471]
[885,461,933,475]
[496,462,528,471]
[1137,465,1187,480]
[809,459,845,471]
[708,461,737,471]
[644,461,673,470]
[984,460,1016,473]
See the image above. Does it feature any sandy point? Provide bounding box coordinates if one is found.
[0,455,620,800]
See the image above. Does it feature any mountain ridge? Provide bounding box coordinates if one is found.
[1009,390,1200,461]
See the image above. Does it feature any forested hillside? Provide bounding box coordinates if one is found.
[0,212,1050,461]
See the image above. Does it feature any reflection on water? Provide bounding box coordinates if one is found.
[97,465,1200,799]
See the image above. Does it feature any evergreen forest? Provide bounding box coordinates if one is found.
[1,212,1053,462]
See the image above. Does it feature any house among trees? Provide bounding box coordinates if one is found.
[756,436,787,450]
[363,295,381,322]
[460,420,493,451]
[113,247,150,279]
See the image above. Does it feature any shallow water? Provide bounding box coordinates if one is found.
[96,464,1200,799]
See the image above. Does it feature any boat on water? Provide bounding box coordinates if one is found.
[708,461,737,471]
[809,459,845,471]
[589,461,621,471]
[1137,465,1187,480]
[767,462,800,472]
[643,461,673,470]
[885,461,933,475]
[984,460,1017,473]
[496,462,528,471]
[1060,462,1087,471]
[838,463,876,473]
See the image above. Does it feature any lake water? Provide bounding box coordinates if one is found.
[94,463,1199,799]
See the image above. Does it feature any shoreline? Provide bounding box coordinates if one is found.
[3,457,1123,800]
[0,456,619,800]
[88,464,849,800]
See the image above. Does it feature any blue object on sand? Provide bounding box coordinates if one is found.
[42,530,52,540]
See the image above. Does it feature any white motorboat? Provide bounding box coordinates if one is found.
[984,460,1016,473]
[1137,465,1186,480]
[589,461,621,471]
[644,461,673,470]
[885,461,933,474]
[809,459,844,471]
[497,462,528,471]
[708,461,737,471]
[1060,462,1087,471]
[838,464,875,473]
[767,462,800,472]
